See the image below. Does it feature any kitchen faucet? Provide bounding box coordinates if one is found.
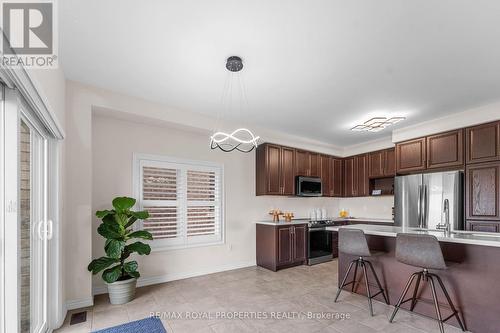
[436,199,450,235]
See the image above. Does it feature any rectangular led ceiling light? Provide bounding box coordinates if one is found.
[351,117,405,132]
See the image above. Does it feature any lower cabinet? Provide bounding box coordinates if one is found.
[256,223,307,271]
[466,221,500,233]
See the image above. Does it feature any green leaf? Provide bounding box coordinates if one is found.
[87,257,118,274]
[127,230,153,240]
[102,214,116,225]
[123,260,138,273]
[114,213,129,226]
[96,210,114,218]
[97,222,123,240]
[102,265,123,283]
[127,271,140,278]
[125,241,151,255]
[131,211,149,220]
[105,239,125,259]
[112,197,136,213]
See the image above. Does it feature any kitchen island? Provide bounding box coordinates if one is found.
[326,224,500,333]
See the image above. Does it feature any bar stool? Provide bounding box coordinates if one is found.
[334,228,389,316]
[389,233,465,333]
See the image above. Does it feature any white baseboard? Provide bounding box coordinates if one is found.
[92,260,256,295]
[65,297,94,311]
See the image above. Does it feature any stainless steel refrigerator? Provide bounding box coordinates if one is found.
[394,171,464,230]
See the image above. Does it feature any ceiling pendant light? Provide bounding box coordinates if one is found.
[210,56,260,153]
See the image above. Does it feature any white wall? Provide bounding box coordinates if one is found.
[91,114,340,291]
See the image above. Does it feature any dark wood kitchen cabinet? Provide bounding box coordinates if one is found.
[368,148,396,178]
[321,155,343,197]
[256,143,295,195]
[466,221,500,233]
[344,154,369,197]
[344,157,357,197]
[466,161,500,221]
[396,137,426,173]
[331,158,344,197]
[256,223,307,271]
[357,154,369,196]
[295,150,320,177]
[295,149,309,176]
[309,153,321,177]
[320,155,332,196]
[426,129,464,169]
[466,121,500,164]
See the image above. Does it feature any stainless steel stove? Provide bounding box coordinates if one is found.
[307,219,346,265]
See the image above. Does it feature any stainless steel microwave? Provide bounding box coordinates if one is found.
[296,176,322,197]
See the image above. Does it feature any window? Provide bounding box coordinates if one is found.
[133,154,224,250]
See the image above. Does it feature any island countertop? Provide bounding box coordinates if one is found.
[256,217,394,226]
[326,223,500,248]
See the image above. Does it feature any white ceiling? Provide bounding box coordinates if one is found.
[60,0,500,146]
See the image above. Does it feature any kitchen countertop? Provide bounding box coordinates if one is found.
[326,223,500,248]
[256,217,394,226]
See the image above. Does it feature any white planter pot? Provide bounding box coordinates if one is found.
[106,278,137,305]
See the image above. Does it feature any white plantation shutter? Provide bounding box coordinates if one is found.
[186,169,221,243]
[135,154,223,249]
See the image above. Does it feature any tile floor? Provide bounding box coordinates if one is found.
[55,260,467,333]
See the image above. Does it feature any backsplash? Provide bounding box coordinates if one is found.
[254,196,395,221]
[337,196,394,220]
[255,196,340,220]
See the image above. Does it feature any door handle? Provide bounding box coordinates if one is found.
[47,220,53,240]
[417,185,422,228]
[37,220,44,240]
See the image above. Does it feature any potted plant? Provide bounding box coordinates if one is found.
[87,196,153,304]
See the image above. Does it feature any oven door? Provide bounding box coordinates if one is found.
[307,228,333,265]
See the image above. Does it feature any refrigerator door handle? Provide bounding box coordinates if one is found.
[422,185,428,229]
[417,185,422,228]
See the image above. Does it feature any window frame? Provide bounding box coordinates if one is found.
[133,153,225,251]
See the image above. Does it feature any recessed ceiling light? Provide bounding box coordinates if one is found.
[351,117,405,132]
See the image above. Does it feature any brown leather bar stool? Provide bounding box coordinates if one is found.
[389,233,465,333]
[334,228,389,316]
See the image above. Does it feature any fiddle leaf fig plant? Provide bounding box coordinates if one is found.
[88,196,153,283]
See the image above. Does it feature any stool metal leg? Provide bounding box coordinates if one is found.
[366,260,389,305]
[389,272,418,323]
[428,276,445,333]
[335,259,356,302]
[410,272,422,311]
[361,261,374,316]
[351,260,359,292]
[434,275,466,332]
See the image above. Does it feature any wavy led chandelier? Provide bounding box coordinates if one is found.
[210,56,260,153]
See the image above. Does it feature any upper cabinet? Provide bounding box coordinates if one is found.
[256,143,295,196]
[344,157,357,197]
[295,149,309,176]
[344,154,369,197]
[396,129,464,174]
[368,148,395,178]
[426,129,464,169]
[320,155,332,196]
[256,143,342,197]
[466,121,500,164]
[295,150,320,177]
[309,153,321,177]
[396,138,427,173]
[331,158,344,197]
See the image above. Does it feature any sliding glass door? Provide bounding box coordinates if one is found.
[1,84,51,333]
